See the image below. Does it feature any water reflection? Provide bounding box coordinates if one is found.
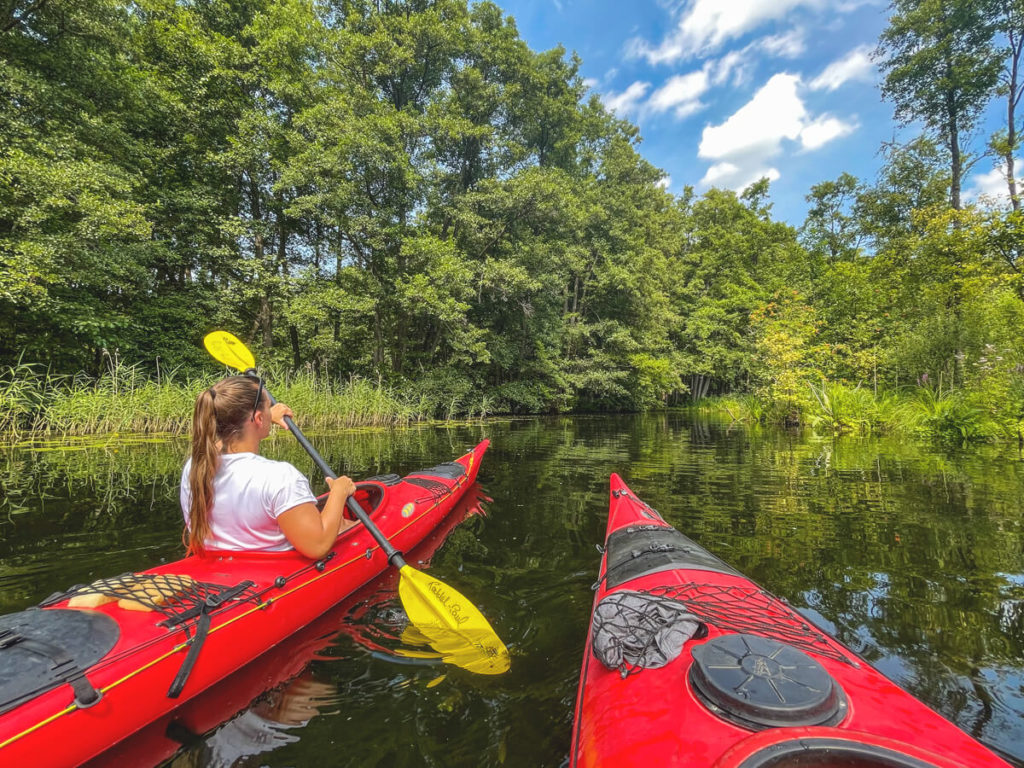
[167,672,339,768]
[2,415,1023,765]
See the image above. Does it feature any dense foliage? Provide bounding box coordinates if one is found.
[2,0,1023,435]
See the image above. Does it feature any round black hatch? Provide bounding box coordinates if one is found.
[0,608,120,714]
[689,633,847,730]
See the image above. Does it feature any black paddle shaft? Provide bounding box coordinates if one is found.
[251,374,406,568]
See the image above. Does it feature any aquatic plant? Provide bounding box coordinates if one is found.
[0,359,429,440]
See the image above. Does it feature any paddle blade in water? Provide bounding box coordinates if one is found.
[397,565,510,675]
[203,331,255,371]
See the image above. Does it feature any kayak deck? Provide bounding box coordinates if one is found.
[570,473,1012,768]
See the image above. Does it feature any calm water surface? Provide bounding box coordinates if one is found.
[1,414,1023,766]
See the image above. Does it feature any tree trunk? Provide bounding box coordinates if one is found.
[946,66,962,211]
[1007,27,1021,211]
[260,292,273,348]
[289,325,300,369]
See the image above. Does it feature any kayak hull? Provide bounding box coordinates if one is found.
[569,473,1012,768]
[0,440,488,767]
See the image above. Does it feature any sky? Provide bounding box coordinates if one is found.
[493,0,1013,226]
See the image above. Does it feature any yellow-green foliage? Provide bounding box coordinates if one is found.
[750,292,823,424]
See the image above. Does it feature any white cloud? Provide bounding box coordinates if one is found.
[699,74,807,161]
[699,163,781,193]
[799,115,858,150]
[657,175,672,190]
[627,0,826,63]
[698,73,858,190]
[647,68,711,118]
[966,160,1023,206]
[601,81,650,115]
[755,28,807,58]
[701,162,740,186]
[710,50,748,86]
[582,77,599,90]
[809,45,875,91]
[835,0,885,11]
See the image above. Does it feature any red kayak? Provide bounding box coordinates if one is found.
[570,473,1012,768]
[0,440,489,768]
[81,484,489,768]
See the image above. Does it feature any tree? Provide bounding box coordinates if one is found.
[801,173,866,264]
[876,0,1002,210]
[855,138,951,253]
[672,183,807,398]
[990,0,1024,209]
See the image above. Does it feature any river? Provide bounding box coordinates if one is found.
[1,414,1022,766]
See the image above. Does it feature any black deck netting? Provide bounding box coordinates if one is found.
[404,475,451,503]
[591,590,707,678]
[44,573,258,628]
[644,582,857,666]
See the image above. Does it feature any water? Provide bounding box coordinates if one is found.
[1,414,1023,766]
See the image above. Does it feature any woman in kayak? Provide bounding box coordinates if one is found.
[181,375,357,559]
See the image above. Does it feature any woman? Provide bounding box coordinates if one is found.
[181,375,357,559]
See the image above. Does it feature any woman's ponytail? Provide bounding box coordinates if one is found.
[184,376,263,555]
[187,388,220,555]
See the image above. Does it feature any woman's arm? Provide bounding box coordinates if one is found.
[277,476,357,559]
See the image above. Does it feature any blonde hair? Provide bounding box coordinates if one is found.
[186,376,264,555]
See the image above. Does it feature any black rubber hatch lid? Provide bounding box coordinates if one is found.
[0,608,119,714]
[690,633,847,730]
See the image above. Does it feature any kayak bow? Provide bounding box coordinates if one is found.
[569,473,1013,768]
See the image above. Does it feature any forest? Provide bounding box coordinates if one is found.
[2,0,1024,440]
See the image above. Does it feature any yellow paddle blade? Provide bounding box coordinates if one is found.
[398,565,510,675]
[203,331,255,371]
[398,622,508,674]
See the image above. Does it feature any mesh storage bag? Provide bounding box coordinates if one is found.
[591,590,706,678]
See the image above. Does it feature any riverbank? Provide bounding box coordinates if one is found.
[4,361,1023,445]
[697,379,1024,443]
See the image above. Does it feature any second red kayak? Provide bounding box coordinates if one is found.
[570,474,1012,768]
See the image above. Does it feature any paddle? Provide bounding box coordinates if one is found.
[202,331,509,674]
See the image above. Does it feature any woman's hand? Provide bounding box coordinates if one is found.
[325,475,356,498]
[325,476,359,534]
[269,403,293,429]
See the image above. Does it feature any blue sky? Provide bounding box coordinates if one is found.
[495,0,1012,226]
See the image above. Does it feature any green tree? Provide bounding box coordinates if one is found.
[673,183,806,398]
[876,0,1002,210]
[989,0,1024,209]
[800,173,865,264]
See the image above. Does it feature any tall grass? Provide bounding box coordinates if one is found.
[697,380,1010,443]
[0,359,431,440]
[693,394,765,423]
[0,362,48,439]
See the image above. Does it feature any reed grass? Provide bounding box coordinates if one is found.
[696,380,1015,443]
[0,359,431,440]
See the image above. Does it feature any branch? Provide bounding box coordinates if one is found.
[2,0,48,34]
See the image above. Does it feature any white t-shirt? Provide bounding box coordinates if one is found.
[180,452,317,552]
